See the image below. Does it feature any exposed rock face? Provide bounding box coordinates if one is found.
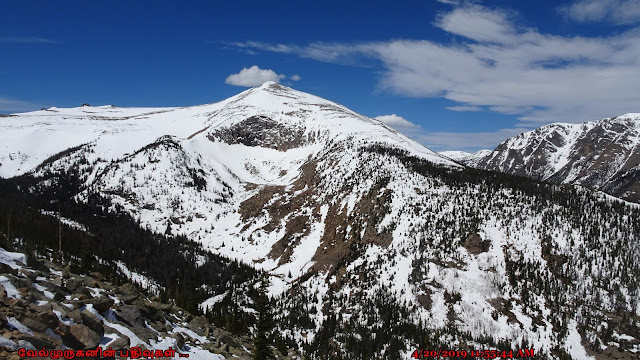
[209,115,306,151]
[461,114,640,203]
[463,233,491,255]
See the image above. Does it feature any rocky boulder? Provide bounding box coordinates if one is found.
[69,324,100,349]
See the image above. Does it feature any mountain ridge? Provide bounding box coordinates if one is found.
[1,84,638,359]
[0,81,453,179]
[450,113,640,203]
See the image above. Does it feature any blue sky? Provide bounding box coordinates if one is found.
[2,0,640,151]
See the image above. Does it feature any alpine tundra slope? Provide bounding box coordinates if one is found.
[0,82,638,359]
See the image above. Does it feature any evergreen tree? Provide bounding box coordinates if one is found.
[253,276,274,360]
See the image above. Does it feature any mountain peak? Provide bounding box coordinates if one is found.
[0,82,456,178]
[258,80,280,88]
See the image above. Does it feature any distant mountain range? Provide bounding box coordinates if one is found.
[442,113,640,203]
[1,83,638,359]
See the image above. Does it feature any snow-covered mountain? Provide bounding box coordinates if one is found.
[440,149,492,167]
[1,83,638,359]
[455,114,640,203]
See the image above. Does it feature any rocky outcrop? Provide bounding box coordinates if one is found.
[0,247,298,360]
[209,115,307,151]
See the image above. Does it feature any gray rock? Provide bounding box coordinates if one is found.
[25,256,49,273]
[53,292,65,302]
[219,334,240,349]
[115,305,147,328]
[120,294,139,304]
[69,324,100,349]
[188,315,209,336]
[55,322,71,337]
[66,308,82,323]
[49,302,68,317]
[22,293,35,303]
[202,342,218,353]
[51,276,63,287]
[8,274,32,290]
[38,280,68,299]
[20,336,56,349]
[80,310,104,336]
[70,293,88,301]
[74,286,94,298]
[96,281,114,291]
[89,272,103,281]
[64,278,83,293]
[62,265,71,280]
[33,311,59,328]
[84,298,114,312]
[174,332,185,350]
[30,291,50,303]
[148,301,172,313]
[125,323,157,342]
[143,304,166,323]
[19,269,38,281]
[20,317,48,333]
[149,321,165,333]
[82,277,98,288]
[0,263,17,276]
[118,283,139,297]
[108,335,130,350]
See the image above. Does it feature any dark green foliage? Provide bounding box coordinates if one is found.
[1,141,638,359]
[253,276,275,360]
[0,172,260,335]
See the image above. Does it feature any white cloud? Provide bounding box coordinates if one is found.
[374,114,417,128]
[232,5,640,125]
[225,66,286,87]
[230,41,293,54]
[372,114,527,151]
[446,105,482,112]
[0,97,40,113]
[291,75,301,81]
[374,114,431,146]
[559,0,640,25]
[435,5,517,44]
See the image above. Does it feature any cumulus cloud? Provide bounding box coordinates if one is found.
[225,66,286,87]
[559,0,640,25]
[291,75,301,81]
[231,4,640,125]
[374,114,417,128]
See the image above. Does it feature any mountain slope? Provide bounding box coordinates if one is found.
[440,149,492,167]
[460,114,640,203]
[0,247,281,360]
[1,83,638,359]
